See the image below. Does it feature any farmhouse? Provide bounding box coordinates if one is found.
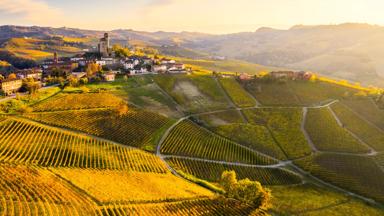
[0,78,23,95]
[239,73,251,80]
[103,71,116,82]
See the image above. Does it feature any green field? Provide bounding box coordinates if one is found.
[194,110,244,127]
[244,108,312,159]
[213,123,287,160]
[154,74,231,113]
[219,77,257,107]
[341,98,384,131]
[24,108,171,151]
[160,120,277,165]
[166,157,301,185]
[295,153,384,203]
[305,108,370,153]
[244,80,357,106]
[270,183,384,216]
[331,102,384,151]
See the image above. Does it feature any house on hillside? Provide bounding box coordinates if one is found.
[103,71,116,82]
[239,73,251,81]
[17,68,43,80]
[0,78,23,95]
[152,64,167,73]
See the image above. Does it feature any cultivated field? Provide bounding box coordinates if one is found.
[25,108,171,151]
[160,120,277,165]
[219,77,257,107]
[166,157,301,185]
[295,153,384,203]
[154,74,231,113]
[243,108,312,159]
[305,108,370,153]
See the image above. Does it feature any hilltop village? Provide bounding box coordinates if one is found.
[0,33,314,96]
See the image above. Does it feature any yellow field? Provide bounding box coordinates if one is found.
[53,168,214,203]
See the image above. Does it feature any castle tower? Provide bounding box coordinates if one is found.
[53,52,58,64]
[98,33,110,57]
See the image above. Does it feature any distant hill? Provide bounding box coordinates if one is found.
[1,24,384,86]
[183,23,384,86]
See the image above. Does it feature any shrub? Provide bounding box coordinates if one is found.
[220,170,272,210]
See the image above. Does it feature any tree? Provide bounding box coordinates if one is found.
[220,170,272,211]
[8,73,17,79]
[68,76,79,87]
[86,63,101,77]
[22,78,40,95]
[112,44,130,58]
[115,102,129,116]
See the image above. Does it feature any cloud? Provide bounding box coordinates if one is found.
[0,0,61,23]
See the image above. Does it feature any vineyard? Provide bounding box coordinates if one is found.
[0,117,168,172]
[99,198,263,216]
[52,168,214,203]
[213,123,287,160]
[166,157,302,185]
[32,93,124,111]
[305,108,370,153]
[195,110,244,127]
[341,98,384,130]
[24,108,171,150]
[160,119,277,165]
[219,77,256,107]
[243,108,312,159]
[244,80,357,106]
[270,183,384,216]
[330,102,384,151]
[154,74,230,113]
[294,153,384,203]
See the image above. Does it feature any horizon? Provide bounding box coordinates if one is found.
[1,0,384,34]
[1,22,381,35]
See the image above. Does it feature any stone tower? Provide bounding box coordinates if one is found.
[98,33,110,57]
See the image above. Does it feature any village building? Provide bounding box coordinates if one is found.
[152,64,167,73]
[0,78,23,95]
[123,60,135,70]
[103,71,116,82]
[17,68,43,80]
[71,72,87,79]
[239,73,252,81]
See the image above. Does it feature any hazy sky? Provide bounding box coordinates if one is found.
[0,0,383,34]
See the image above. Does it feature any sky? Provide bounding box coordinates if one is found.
[0,0,384,34]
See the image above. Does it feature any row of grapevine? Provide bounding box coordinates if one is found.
[243,108,312,159]
[213,123,287,160]
[294,153,384,203]
[0,118,168,173]
[219,77,256,107]
[0,164,98,216]
[341,98,384,131]
[270,183,384,215]
[33,93,124,112]
[330,102,384,151]
[25,108,170,149]
[98,198,264,216]
[305,108,370,153]
[166,157,302,185]
[244,79,356,106]
[375,154,384,169]
[52,168,214,203]
[160,120,277,165]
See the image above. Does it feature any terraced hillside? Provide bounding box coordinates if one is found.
[1,72,384,215]
[305,108,370,153]
[295,153,384,203]
[154,74,231,113]
[24,108,172,151]
[244,80,358,106]
[160,119,277,165]
[243,108,312,159]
